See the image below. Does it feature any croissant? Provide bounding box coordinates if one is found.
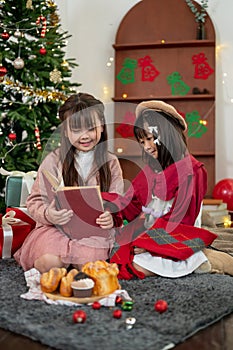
[40,267,67,293]
[59,269,79,297]
[82,260,120,296]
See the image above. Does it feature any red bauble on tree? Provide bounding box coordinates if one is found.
[213,179,233,211]
[39,47,47,55]
[8,132,17,141]
[0,65,7,77]
[1,31,10,40]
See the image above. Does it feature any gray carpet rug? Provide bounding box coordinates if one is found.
[1,259,233,350]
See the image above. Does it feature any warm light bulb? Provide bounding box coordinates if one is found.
[117,148,123,153]
[122,93,127,98]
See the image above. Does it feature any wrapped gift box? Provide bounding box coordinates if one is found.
[0,218,32,259]
[0,168,37,207]
[5,175,35,207]
[6,207,36,229]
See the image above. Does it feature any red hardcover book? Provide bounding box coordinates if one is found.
[42,170,107,240]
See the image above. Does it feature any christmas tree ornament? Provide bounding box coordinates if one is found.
[154,299,168,313]
[36,15,47,38]
[14,29,22,38]
[92,301,101,310]
[1,31,10,40]
[8,131,17,141]
[61,60,69,70]
[115,295,123,305]
[26,0,33,9]
[13,57,25,69]
[72,310,87,323]
[39,47,47,55]
[121,300,134,311]
[49,10,59,27]
[34,124,42,150]
[125,317,136,330]
[113,309,122,319]
[28,54,37,60]
[49,68,62,83]
[47,0,56,7]
[0,65,7,77]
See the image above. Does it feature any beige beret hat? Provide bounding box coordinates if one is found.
[135,100,187,132]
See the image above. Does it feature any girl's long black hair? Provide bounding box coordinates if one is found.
[134,109,188,171]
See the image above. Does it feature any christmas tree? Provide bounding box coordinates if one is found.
[0,0,80,212]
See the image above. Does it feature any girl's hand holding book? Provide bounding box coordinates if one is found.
[45,199,73,225]
[96,211,113,229]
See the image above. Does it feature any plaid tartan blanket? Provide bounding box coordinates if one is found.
[110,217,217,279]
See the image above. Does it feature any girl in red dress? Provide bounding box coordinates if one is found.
[106,100,233,279]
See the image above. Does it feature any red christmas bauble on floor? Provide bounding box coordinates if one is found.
[154,299,168,313]
[72,310,86,323]
[213,178,233,211]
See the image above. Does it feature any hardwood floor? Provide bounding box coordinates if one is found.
[1,312,233,350]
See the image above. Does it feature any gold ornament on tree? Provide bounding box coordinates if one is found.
[46,0,56,7]
[47,0,59,26]
[61,60,69,70]
[26,0,33,9]
[49,11,59,26]
[49,68,62,84]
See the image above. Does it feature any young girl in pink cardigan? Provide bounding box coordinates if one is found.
[14,93,124,273]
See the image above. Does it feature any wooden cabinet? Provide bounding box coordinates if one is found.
[113,0,216,197]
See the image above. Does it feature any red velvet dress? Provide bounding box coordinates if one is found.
[103,155,217,279]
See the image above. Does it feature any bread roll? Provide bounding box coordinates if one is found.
[40,267,67,293]
[59,268,79,297]
[82,260,119,296]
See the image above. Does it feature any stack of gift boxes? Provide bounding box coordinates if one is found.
[0,170,37,259]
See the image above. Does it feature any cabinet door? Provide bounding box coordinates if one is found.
[113,0,216,197]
